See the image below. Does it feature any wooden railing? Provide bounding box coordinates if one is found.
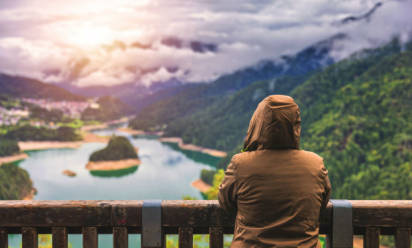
[0,200,411,248]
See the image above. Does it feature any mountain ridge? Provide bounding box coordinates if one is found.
[129,33,347,134]
[0,73,85,101]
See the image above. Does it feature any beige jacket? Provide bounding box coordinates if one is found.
[218,95,331,248]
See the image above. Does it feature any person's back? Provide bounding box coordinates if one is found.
[218,95,331,248]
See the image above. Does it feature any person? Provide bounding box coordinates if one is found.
[218,95,331,248]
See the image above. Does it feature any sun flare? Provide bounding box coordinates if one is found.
[68,25,113,47]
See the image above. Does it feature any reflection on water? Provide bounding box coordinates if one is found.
[9,128,219,248]
[17,130,214,200]
[89,165,138,178]
[163,142,221,167]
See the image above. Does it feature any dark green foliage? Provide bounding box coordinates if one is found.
[200,169,216,185]
[89,136,138,161]
[81,96,132,121]
[208,39,412,201]
[131,75,311,151]
[165,75,309,151]
[0,163,33,200]
[89,166,138,178]
[0,139,20,156]
[29,105,63,122]
[215,144,243,170]
[162,142,221,167]
[129,84,214,132]
[3,125,81,141]
[0,94,21,109]
[129,36,341,150]
[294,49,412,199]
[56,126,81,141]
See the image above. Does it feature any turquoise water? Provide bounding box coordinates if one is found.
[9,128,218,248]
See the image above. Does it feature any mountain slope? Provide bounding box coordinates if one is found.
[165,75,309,151]
[61,79,185,112]
[294,41,412,199]
[210,39,412,200]
[81,96,133,121]
[130,34,345,134]
[0,73,85,101]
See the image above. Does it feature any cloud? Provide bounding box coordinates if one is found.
[0,0,411,87]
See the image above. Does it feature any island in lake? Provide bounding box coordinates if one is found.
[86,136,140,173]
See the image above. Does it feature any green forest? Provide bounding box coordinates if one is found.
[89,135,138,161]
[193,39,412,201]
[0,163,33,200]
[81,96,132,122]
[294,47,412,199]
[2,125,81,142]
[0,139,20,157]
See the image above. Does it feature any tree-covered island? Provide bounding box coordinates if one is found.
[86,136,140,171]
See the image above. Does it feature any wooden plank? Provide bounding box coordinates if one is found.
[351,201,412,228]
[0,228,7,248]
[209,227,223,248]
[82,227,98,248]
[0,200,411,233]
[363,227,379,248]
[113,227,128,248]
[52,227,67,248]
[22,227,38,248]
[178,227,193,248]
[395,228,411,248]
[162,200,239,228]
[0,200,142,227]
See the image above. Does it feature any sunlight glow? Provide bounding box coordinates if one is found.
[68,25,113,47]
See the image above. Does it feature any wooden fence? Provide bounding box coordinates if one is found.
[0,200,411,248]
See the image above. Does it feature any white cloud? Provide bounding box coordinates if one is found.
[0,0,411,87]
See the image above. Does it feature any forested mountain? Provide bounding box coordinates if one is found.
[165,75,309,151]
[81,96,132,121]
[129,34,345,133]
[61,78,186,112]
[0,73,85,101]
[206,38,412,200]
[294,41,412,199]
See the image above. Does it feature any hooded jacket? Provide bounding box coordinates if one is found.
[218,95,331,248]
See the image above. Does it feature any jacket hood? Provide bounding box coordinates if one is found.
[243,95,301,151]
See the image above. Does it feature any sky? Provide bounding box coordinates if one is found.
[0,0,411,87]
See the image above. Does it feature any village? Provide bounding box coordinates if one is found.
[0,97,99,127]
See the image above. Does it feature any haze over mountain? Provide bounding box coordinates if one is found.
[0,73,85,101]
[130,34,347,133]
[0,0,411,89]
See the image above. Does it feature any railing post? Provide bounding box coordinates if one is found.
[142,200,164,248]
[82,227,98,248]
[52,227,68,248]
[0,228,8,248]
[22,227,38,248]
[395,228,411,248]
[327,200,353,248]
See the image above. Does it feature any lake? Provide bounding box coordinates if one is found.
[9,128,220,248]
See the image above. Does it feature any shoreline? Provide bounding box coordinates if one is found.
[159,137,227,158]
[85,158,141,171]
[191,179,212,193]
[117,127,145,135]
[0,153,29,165]
[22,187,37,200]
[82,131,110,143]
[17,131,110,152]
[81,123,108,132]
[19,141,84,151]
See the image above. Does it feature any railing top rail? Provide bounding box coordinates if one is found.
[0,200,411,233]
